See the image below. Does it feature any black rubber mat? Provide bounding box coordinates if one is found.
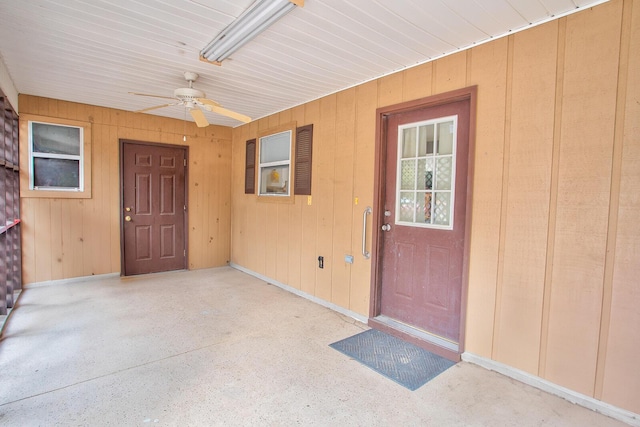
[329,328,456,391]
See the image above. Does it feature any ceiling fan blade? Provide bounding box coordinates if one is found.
[206,105,252,124]
[128,91,176,100]
[134,103,178,113]
[190,108,209,127]
[197,97,221,108]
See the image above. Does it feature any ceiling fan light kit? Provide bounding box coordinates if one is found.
[200,0,304,65]
[131,72,251,126]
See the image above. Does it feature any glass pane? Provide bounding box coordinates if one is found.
[435,156,453,190]
[260,131,291,163]
[419,124,434,156]
[402,128,416,158]
[400,160,416,190]
[32,122,80,155]
[417,192,432,224]
[399,192,415,222]
[417,158,434,190]
[434,192,451,226]
[259,165,290,195]
[437,121,454,155]
[33,158,80,188]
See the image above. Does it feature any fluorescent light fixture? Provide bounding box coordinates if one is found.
[200,0,303,65]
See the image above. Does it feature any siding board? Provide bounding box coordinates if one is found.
[464,39,507,359]
[495,22,558,375]
[601,0,640,414]
[544,0,623,396]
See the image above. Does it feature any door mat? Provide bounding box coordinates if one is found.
[329,329,456,391]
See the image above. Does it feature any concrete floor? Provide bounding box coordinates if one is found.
[0,267,628,426]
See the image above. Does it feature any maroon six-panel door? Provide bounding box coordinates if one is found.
[122,141,186,276]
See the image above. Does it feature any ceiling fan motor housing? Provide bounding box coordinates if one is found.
[174,87,205,102]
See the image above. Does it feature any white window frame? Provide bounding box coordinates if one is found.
[20,114,92,199]
[256,122,296,202]
[395,115,458,230]
[28,120,84,191]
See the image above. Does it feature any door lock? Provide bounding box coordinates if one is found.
[124,215,132,222]
[381,224,391,232]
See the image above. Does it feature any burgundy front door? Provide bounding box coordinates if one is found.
[121,141,187,276]
[378,98,471,350]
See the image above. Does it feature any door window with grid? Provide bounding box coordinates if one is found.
[396,115,457,230]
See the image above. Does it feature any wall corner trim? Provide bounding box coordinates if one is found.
[229,263,368,324]
[461,352,640,427]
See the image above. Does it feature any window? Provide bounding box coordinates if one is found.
[396,115,457,229]
[20,115,92,199]
[30,121,83,190]
[256,122,296,201]
[259,130,291,196]
[246,123,313,198]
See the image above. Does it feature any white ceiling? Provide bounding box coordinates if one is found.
[0,0,608,128]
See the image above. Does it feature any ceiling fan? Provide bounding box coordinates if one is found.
[129,71,251,126]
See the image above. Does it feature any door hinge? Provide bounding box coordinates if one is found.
[184,249,186,257]
[184,205,187,211]
[184,159,187,167]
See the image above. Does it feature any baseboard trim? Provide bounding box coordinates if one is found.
[229,263,368,325]
[25,272,121,288]
[462,352,640,427]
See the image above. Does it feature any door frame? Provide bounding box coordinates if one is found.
[368,86,477,360]
[119,139,189,276]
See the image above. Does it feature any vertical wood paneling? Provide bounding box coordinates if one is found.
[315,95,337,302]
[276,203,289,284]
[331,88,356,309]
[464,39,507,358]
[276,113,292,285]
[433,52,468,93]
[61,199,84,279]
[246,121,262,273]
[402,63,433,101]
[260,121,278,280]
[349,81,378,315]
[601,0,640,414]
[108,125,120,273]
[33,199,52,282]
[544,0,623,396]
[231,125,250,269]
[378,73,404,108]
[494,22,558,374]
[287,105,306,290]
[299,101,320,296]
[538,18,568,379]
[20,198,35,284]
[49,199,63,280]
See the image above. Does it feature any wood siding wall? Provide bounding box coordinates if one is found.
[19,95,232,285]
[230,0,639,414]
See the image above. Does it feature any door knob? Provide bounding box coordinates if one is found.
[124,215,132,222]
[381,224,391,231]
[125,207,132,212]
